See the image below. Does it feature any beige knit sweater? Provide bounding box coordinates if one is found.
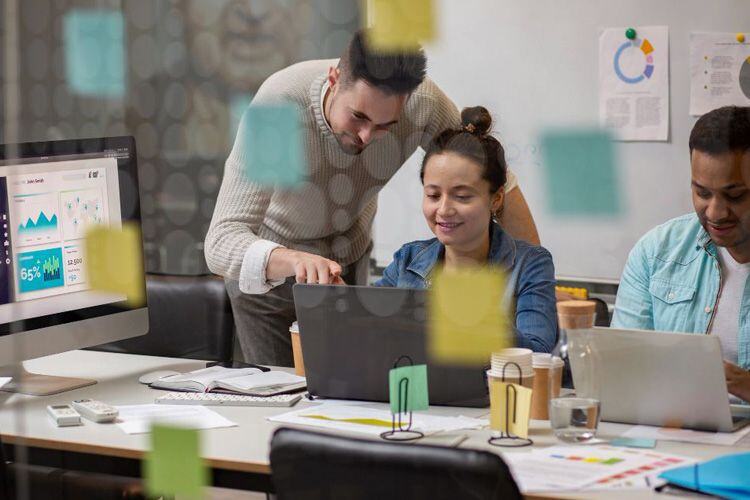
[206,59,463,281]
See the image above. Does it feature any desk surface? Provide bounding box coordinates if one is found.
[1,350,748,499]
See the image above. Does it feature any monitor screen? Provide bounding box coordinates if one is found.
[0,137,144,335]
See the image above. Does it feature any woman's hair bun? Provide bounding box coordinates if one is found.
[460,106,492,136]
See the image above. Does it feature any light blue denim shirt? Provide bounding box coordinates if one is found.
[374,223,558,352]
[612,213,750,370]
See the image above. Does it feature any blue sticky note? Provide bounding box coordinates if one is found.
[238,104,306,188]
[389,364,429,414]
[540,129,621,216]
[63,10,125,98]
[610,437,656,448]
[659,452,750,497]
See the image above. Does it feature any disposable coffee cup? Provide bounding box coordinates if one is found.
[486,369,534,390]
[289,321,305,376]
[530,354,564,420]
[491,348,533,379]
[487,370,533,437]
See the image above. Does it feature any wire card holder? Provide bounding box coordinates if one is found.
[381,355,424,442]
[488,361,533,448]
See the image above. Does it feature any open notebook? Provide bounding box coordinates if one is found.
[150,366,306,396]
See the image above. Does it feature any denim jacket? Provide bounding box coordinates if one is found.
[612,213,750,370]
[374,223,558,352]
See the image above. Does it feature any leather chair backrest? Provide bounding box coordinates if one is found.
[92,273,234,360]
[270,427,522,500]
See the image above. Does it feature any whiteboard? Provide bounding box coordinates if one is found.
[372,0,749,282]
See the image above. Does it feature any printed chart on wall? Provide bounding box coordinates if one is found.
[690,32,750,116]
[599,26,669,141]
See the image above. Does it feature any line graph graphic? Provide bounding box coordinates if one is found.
[13,193,61,247]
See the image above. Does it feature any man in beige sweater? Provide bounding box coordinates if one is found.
[206,30,539,366]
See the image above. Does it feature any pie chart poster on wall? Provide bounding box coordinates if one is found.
[598,26,669,142]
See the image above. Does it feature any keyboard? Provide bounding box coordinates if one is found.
[155,391,302,407]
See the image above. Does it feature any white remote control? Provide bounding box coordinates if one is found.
[71,399,119,423]
[47,404,82,427]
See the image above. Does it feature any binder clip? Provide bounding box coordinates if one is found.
[488,361,533,448]
[380,355,424,442]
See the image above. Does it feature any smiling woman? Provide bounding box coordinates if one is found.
[374,106,558,353]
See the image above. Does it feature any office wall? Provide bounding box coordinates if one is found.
[373,0,749,282]
[4,0,360,275]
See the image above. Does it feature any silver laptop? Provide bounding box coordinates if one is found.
[292,284,490,407]
[568,327,750,432]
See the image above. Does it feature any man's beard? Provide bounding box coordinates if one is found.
[334,132,364,156]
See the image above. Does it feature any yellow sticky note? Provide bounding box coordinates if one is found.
[84,223,145,307]
[489,380,532,439]
[367,0,435,52]
[427,266,510,365]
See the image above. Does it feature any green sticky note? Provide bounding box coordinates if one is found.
[144,424,208,499]
[63,10,125,97]
[540,129,621,216]
[389,364,429,414]
[238,104,306,188]
[367,0,436,52]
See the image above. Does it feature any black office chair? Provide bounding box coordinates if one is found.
[93,273,235,361]
[0,434,144,500]
[269,428,522,500]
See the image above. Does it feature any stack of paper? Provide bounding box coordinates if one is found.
[115,404,236,435]
[502,445,693,492]
[268,404,487,437]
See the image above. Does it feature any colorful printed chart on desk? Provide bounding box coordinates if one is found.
[502,445,694,492]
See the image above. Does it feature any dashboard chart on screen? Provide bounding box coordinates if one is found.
[0,153,125,324]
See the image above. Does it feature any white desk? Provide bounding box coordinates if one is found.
[1,350,747,498]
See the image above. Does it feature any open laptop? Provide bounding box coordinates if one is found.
[292,284,489,407]
[568,327,750,432]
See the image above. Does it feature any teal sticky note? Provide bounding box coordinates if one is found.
[389,364,429,414]
[610,437,656,448]
[540,129,621,216]
[229,93,253,140]
[238,104,306,188]
[144,424,208,499]
[63,10,125,98]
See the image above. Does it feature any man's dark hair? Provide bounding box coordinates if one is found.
[689,106,750,155]
[338,29,426,95]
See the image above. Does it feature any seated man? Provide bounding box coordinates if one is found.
[612,106,750,402]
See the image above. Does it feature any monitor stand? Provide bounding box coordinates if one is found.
[0,364,96,396]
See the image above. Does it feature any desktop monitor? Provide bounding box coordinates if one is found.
[0,136,148,395]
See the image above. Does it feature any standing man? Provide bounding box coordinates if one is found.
[206,30,540,366]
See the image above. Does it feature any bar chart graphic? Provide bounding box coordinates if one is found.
[17,247,65,292]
